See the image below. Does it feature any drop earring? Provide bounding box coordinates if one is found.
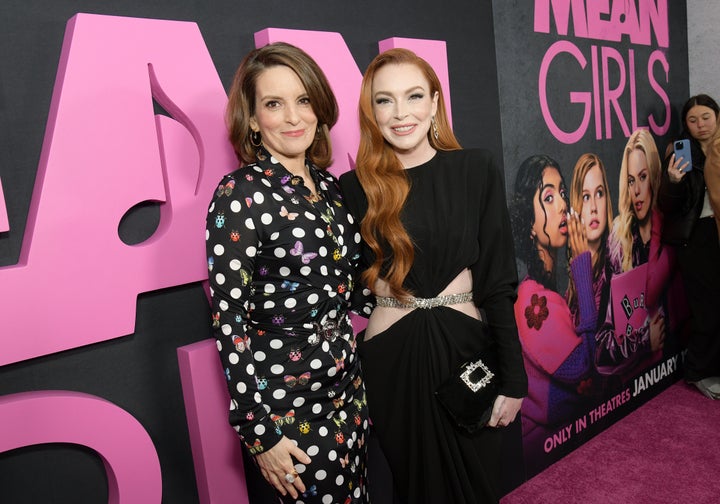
[431,116,439,140]
[250,130,262,147]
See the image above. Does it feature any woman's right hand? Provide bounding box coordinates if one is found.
[255,435,312,499]
[667,153,688,184]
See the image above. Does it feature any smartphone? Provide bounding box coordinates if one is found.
[673,139,693,172]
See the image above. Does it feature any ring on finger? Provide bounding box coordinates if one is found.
[285,473,296,484]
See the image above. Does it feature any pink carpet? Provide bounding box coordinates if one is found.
[502,381,720,503]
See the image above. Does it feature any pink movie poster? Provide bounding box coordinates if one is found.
[492,0,691,481]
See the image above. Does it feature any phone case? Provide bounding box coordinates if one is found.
[673,139,693,172]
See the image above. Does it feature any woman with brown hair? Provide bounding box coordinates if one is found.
[206,42,371,503]
[340,48,526,504]
[660,94,720,399]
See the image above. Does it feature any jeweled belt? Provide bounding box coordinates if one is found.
[375,291,474,310]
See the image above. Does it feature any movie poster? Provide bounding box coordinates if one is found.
[492,0,691,479]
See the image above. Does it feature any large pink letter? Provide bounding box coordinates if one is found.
[0,391,161,503]
[534,0,588,38]
[648,49,671,135]
[539,41,591,144]
[0,13,235,366]
[602,46,630,139]
[178,340,249,504]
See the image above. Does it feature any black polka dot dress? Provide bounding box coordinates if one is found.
[206,148,372,504]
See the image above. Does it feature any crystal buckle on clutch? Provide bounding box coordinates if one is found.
[460,359,494,392]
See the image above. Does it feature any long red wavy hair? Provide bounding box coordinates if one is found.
[356,49,461,299]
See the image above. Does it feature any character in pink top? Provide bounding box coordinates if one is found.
[510,154,598,472]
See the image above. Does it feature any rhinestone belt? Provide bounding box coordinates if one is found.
[375,291,474,310]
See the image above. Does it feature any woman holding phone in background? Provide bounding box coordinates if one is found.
[659,94,720,399]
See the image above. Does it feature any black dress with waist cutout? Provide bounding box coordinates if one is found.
[339,149,527,504]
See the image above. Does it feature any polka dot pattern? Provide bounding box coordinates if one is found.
[206,151,370,503]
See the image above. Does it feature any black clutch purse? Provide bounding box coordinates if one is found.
[435,330,499,433]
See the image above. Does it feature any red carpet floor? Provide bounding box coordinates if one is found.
[502,381,720,504]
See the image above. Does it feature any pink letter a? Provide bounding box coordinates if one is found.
[0,13,236,366]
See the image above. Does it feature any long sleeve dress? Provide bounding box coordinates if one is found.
[340,149,527,504]
[206,148,372,504]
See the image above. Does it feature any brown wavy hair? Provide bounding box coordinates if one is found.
[226,42,338,169]
[356,48,461,299]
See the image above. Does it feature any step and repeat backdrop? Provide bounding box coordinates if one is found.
[0,0,688,502]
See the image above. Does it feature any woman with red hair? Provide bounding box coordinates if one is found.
[340,48,526,504]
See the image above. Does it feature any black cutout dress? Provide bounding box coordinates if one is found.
[340,149,527,504]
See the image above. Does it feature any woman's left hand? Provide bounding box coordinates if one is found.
[489,395,523,428]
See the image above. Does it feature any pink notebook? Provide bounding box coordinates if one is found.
[610,263,648,339]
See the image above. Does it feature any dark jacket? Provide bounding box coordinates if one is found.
[658,136,707,246]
